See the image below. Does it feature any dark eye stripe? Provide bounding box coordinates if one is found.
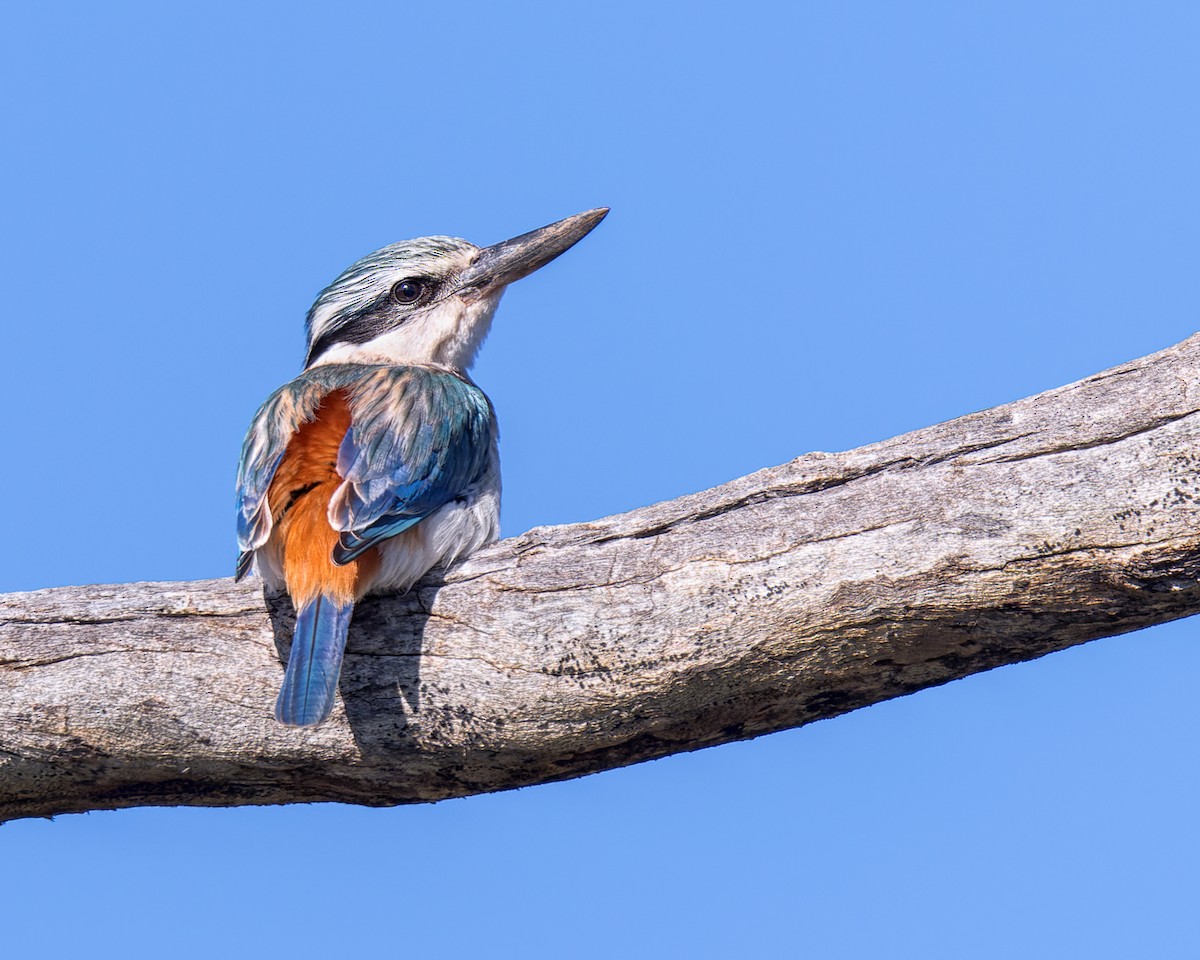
[304,308,393,366]
[304,275,443,365]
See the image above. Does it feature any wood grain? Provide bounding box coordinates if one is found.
[3,335,1199,823]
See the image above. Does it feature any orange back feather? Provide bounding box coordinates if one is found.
[266,390,379,606]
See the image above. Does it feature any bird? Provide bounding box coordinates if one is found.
[235,208,608,726]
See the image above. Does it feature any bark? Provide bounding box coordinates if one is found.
[3,336,1199,824]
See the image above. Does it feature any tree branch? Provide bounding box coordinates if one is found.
[4,336,1200,823]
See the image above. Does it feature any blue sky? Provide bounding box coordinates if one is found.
[3,3,1198,957]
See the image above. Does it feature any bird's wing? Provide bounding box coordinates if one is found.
[234,365,361,579]
[329,366,494,563]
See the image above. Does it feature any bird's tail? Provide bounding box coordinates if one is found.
[275,595,355,726]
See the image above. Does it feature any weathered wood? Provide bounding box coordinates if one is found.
[3,336,1199,823]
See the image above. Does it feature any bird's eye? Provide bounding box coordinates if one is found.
[391,278,426,305]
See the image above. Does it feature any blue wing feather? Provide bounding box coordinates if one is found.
[234,365,360,568]
[235,364,494,575]
[334,515,426,563]
[329,366,494,563]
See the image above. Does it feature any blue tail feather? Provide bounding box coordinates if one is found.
[275,596,355,726]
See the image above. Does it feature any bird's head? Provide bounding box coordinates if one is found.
[303,207,608,371]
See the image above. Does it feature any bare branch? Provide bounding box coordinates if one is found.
[3,336,1199,823]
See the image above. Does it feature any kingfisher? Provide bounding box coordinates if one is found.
[235,208,608,726]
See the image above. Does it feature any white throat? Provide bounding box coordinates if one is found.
[309,290,504,371]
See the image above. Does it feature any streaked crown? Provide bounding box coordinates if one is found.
[300,209,609,371]
[304,236,481,368]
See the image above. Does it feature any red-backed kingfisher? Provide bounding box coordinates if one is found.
[235,208,608,725]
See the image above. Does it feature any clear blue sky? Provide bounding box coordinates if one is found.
[3,3,1198,957]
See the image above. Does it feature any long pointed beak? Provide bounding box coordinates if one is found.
[457,207,608,299]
